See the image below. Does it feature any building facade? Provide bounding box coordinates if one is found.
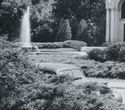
[106,0,125,42]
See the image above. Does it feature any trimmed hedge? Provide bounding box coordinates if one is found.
[63,40,87,51]
[34,40,87,51]
[35,42,64,49]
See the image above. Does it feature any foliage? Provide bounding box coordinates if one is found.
[82,21,105,46]
[35,42,63,49]
[0,0,106,44]
[0,0,54,41]
[118,47,125,62]
[53,0,105,20]
[88,49,106,62]
[34,40,87,50]
[81,61,125,79]
[56,19,72,42]
[30,3,54,42]
[63,40,87,51]
[87,43,125,62]
[7,74,125,110]
[0,0,31,40]
[0,38,124,109]
[32,48,125,79]
[0,37,35,109]
[106,44,121,61]
[72,19,87,40]
[53,0,106,45]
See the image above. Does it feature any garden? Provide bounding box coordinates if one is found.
[0,38,125,110]
[0,0,125,110]
[29,41,125,79]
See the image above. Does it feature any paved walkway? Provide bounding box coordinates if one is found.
[88,78,125,104]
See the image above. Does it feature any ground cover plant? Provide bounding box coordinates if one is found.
[0,38,125,110]
[29,49,125,79]
[0,37,35,109]
[8,72,125,110]
[88,43,125,62]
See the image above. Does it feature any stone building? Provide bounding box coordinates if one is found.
[106,0,125,42]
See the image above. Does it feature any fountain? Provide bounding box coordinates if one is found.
[20,7,40,53]
[20,6,32,48]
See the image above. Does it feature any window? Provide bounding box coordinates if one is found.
[71,69,84,79]
[42,71,56,80]
[59,70,73,77]
[121,1,125,18]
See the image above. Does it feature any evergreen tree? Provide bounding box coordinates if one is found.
[53,0,106,45]
[75,19,87,40]
[56,19,72,42]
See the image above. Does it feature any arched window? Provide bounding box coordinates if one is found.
[121,1,125,18]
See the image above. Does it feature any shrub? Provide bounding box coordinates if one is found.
[80,61,125,79]
[1,38,124,110]
[106,44,121,61]
[63,40,87,51]
[9,75,125,110]
[35,40,87,51]
[118,47,125,62]
[0,37,35,109]
[35,42,63,49]
[56,19,72,42]
[88,49,106,62]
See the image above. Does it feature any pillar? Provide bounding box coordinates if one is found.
[110,9,115,42]
[110,9,117,42]
[106,9,110,42]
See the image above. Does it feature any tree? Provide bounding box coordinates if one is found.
[0,0,54,42]
[72,19,87,40]
[53,0,106,45]
[30,1,54,42]
[56,19,72,42]
[53,0,105,21]
[0,0,30,40]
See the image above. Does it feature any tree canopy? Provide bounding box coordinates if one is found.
[0,0,106,45]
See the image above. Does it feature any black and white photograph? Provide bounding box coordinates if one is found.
[0,0,125,110]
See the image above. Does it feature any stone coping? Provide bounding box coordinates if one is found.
[81,47,107,53]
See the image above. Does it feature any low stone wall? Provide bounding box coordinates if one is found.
[81,47,107,53]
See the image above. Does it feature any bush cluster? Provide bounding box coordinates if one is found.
[88,43,125,62]
[88,49,106,62]
[0,38,124,110]
[118,47,125,62]
[106,44,121,61]
[0,37,35,109]
[63,40,87,51]
[80,61,125,79]
[35,42,64,49]
[35,40,87,51]
[8,74,125,110]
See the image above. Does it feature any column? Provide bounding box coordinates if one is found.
[106,9,110,42]
[110,9,115,42]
